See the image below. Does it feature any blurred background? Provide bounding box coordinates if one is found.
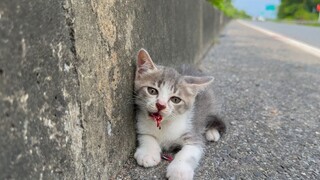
[209,0,320,26]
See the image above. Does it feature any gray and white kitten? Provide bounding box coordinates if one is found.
[134,49,226,180]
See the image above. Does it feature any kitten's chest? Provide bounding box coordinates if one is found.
[137,113,192,146]
[158,119,189,144]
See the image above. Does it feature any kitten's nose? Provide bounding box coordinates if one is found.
[156,102,166,111]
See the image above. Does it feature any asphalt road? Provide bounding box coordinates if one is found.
[247,21,320,48]
[117,21,320,179]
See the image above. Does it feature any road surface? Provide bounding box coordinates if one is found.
[117,21,320,179]
[247,20,320,49]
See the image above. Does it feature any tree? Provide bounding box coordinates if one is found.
[208,0,251,19]
[277,0,320,20]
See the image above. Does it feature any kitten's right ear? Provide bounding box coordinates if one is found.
[136,48,157,75]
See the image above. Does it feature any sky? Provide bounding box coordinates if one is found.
[233,0,280,19]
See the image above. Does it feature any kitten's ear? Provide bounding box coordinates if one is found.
[184,76,214,91]
[136,48,157,75]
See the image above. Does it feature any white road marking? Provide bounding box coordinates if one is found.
[238,20,320,59]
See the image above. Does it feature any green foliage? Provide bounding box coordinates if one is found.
[209,0,251,19]
[278,0,320,20]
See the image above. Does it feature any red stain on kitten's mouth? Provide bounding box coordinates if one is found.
[149,112,163,129]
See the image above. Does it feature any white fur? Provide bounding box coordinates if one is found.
[166,145,203,180]
[135,109,202,179]
[136,109,193,148]
[157,83,171,107]
[134,135,161,167]
[205,128,220,142]
[166,161,194,180]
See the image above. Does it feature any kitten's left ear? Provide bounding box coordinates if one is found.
[184,76,214,91]
[136,48,157,75]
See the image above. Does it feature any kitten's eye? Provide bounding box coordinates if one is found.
[147,87,158,95]
[170,96,181,104]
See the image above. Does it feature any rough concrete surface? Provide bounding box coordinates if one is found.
[0,0,81,179]
[116,21,320,179]
[0,0,228,179]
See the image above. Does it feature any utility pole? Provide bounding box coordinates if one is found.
[317,4,320,23]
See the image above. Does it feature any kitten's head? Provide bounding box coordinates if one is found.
[134,49,213,120]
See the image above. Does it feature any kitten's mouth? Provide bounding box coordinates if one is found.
[149,112,163,129]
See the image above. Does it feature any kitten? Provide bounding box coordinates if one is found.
[134,49,226,180]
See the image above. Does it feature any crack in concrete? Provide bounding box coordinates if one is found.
[63,0,85,178]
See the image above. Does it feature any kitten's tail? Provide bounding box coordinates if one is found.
[206,115,226,134]
[205,115,226,142]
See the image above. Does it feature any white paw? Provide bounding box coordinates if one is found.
[206,128,220,142]
[166,161,194,180]
[134,148,161,167]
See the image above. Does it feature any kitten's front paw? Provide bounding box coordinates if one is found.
[166,161,194,180]
[134,148,161,167]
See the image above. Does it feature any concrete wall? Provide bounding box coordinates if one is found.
[0,0,229,179]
